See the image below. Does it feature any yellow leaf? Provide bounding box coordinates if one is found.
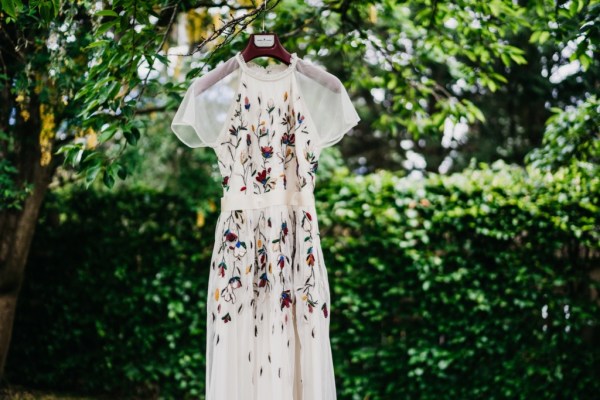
[215,288,220,301]
[39,104,55,166]
[368,5,377,23]
[40,152,51,166]
[86,131,98,149]
[196,210,205,227]
[208,200,217,212]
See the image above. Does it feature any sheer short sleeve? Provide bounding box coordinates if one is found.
[296,60,361,149]
[171,60,240,148]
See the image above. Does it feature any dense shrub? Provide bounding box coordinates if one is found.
[7,187,217,398]
[6,161,599,399]
[319,161,599,400]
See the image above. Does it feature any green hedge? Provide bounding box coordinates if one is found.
[7,188,216,398]
[7,161,599,399]
[319,161,599,400]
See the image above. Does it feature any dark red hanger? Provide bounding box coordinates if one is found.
[240,32,292,65]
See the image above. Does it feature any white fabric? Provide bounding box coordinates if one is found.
[221,190,315,211]
[171,51,360,400]
[295,61,361,148]
[171,66,241,148]
[171,53,360,150]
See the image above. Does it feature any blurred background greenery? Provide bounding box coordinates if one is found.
[0,0,598,399]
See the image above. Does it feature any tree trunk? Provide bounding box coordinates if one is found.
[0,96,55,383]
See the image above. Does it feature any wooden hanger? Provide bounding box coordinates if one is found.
[239,1,292,65]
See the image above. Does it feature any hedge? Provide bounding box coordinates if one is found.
[7,160,599,399]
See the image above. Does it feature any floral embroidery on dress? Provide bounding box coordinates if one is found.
[213,76,328,346]
[171,51,358,399]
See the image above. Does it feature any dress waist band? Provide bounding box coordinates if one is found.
[221,191,315,211]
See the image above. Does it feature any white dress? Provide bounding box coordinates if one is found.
[171,51,360,400]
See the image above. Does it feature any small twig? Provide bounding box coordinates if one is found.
[193,1,258,10]
[170,0,282,57]
[135,105,168,114]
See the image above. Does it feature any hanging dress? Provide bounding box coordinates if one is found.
[171,50,360,400]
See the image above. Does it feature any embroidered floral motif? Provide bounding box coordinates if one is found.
[280,290,292,310]
[218,260,227,278]
[221,276,242,303]
[297,209,321,320]
[258,272,271,290]
[281,133,295,146]
[256,168,271,188]
[261,145,273,158]
[225,230,237,242]
[211,80,329,335]
[233,240,247,259]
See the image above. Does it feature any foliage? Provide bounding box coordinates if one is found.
[0,131,32,211]
[526,95,600,171]
[280,0,599,172]
[7,186,216,398]
[7,160,599,399]
[319,160,599,399]
[4,0,596,190]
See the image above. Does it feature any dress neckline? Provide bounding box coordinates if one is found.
[235,51,298,81]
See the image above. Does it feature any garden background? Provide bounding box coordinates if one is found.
[0,0,598,399]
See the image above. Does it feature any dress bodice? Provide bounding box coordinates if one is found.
[214,52,320,204]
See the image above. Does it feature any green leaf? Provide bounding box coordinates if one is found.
[55,143,78,155]
[131,127,141,142]
[81,151,102,166]
[85,40,110,49]
[491,73,508,84]
[95,10,119,17]
[51,0,60,15]
[529,31,541,43]
[38,1,54,22]
[116,164,128,180]
[97,20,117,36]
[1,0,19,18]
[538,31,550,44]
[99,127,118,143]
[103,170,115,188]
[510,53,527,65]
[123,127,140,146]
[579,54,591,71]
[85,165,102,188]
[73,148,84,168]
